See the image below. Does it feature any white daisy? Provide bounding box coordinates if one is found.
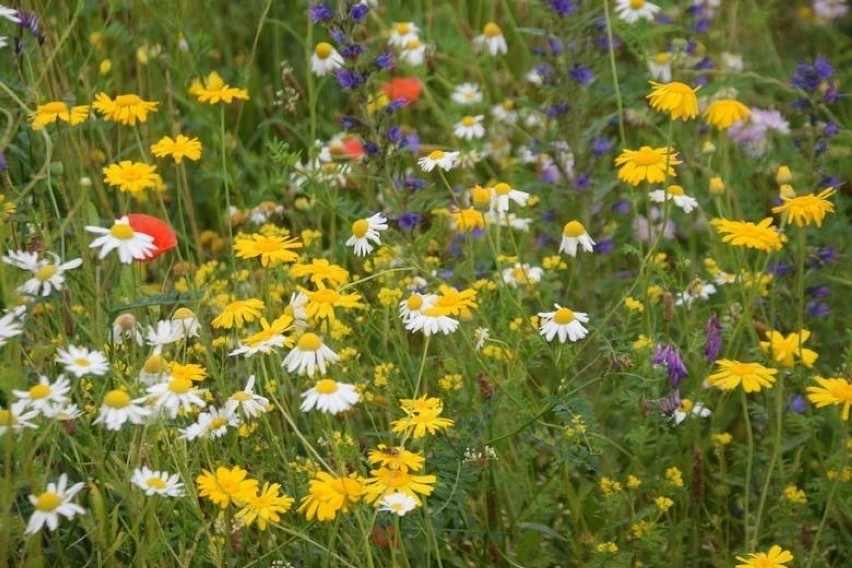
[473,327,490,351]
[0,6,20,23]
[130,466,185,497]
[615,0,661,24]
[85,216,157,264]
[538,304,590,343]
[379,492,419,516]
[46,404,83,421]
[179,406,239,441]
[492,212,533,231]
[56,345,110,378]
[146,377,207,418]
[398,293,437,320]
[25,474,86,534]
[453,115,486,141]
[676,281,717,308]
[418,150,459,172]
[170,307,201,339]
[288,292,309,332]
[139,354,170,386]
[502,263,544,287]
[490,182,529,213]
[145,320,184,354]
[112,313,144,346]
[405,306,459,336]
[450,83,483,105]
[720,52,744,72]
[472,22,508,56]
[649,185,699,213]
[1,250,83,297]
[0,402,39,436]
[399,37,427,66]
[281,332,339,376]
[311,42,344,76]
[491,100,519,126]
[92,389,151,430]
[300,379,359,414]
[225,375,270,419]
[0,307,25,347]
[559,221,596,257]
[648,52,672,82]
[388,22,420,49]
[673,399,712,425]
[12,374,71,415]
[346,213,389,257]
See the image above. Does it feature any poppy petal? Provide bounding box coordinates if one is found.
[127,213,177,260]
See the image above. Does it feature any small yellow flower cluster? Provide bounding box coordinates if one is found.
[598,476,623,496]
[665,467,684,487]
[782,484,807,504]
[438,373,463,391]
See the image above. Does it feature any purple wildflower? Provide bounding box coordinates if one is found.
[569,63,595,86]
[397,212,421,230]
[806,301,831,318]
[704,313,723,363]
[335,68,364,90]
[787,394,807,414]
[652,343,689,389]
[549,0,577,16]
[349,3,369,21]
[309,3,334,23]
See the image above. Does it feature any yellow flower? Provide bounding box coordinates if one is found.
[233,233,303,267]
[598,477,623,496]
[771,187,836,228]
[234,482,294,530]
[712,432,732,446]
[102,161,160,198]
[614,146,682,186]
[92,92,159,125]
[706,359,778,393]
[624,296,644,312]
[302,286,364,321]
[703,99,751,129]
[30,101,90,130]
[435,285,478,318]
[596,542,618,554]
[710,217,785,252]
[196,466,258,509]
[150,134,202,163]
[169,362,207,382]
[665,467,684,487]
[363,467,437,505]
[806,376,852,420]
[451,207,487,232]
[290,258,349,287]
[297,472,363,521]
[759,330,818,368]
[654,496,674,512]
[391,396,454,438]
[211,299,265,329]
[782,484,807,504]
[646,81,700,121]
[189,71,249,104]
[368,445,426,473]
[735,545,793,568]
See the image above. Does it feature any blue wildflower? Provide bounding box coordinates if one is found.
[549,0,576,16]
[309,3,334,23]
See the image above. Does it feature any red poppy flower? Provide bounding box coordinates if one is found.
[342,137,364,160]
[381,77,423,106]
[127,213,178,260]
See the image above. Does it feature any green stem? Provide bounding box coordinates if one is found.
[740,389,754,550]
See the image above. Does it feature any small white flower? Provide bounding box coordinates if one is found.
[300,379,359,414]
[615,0,661,23]
[46,404,83,421]
[130,466,185,497]
[649,185,699,213]
[405,306,459,336]
[146,377,207,418]
[472,22,507,56]
[56,345,110,378]
[491,100,518,125]
[676,281,717,308]
[146,320,184,354]
[672,400,712,425]
[281,333,339,376]
[399,37,427,66]
[648,52,672,82]
[0,402,39,436]
[288,292,309,332]
[179,406,239,440]
[502,263,544,287]
[170,307,201,339]
[559,221,596,257]
[418,150,460,172]
[311,42,344,76]
[538,304,590,343]
[0,307,25,347]
[450,83,483,105]
[473,327,490,351]
[388,22,420,49]
[92,389,151,431]
[25,474,86,534]
[453,115,486,141]
[225,375,270,419]
[85,216,156,264]
[12,374,71,415]
[490,182,529,213]
[346,213,389,257]
[0,6,20,24]
[378,492,419,516]
[112,313,143,346]
[493,212,533,231]
[1,250,83,297]
[720,52,744,72]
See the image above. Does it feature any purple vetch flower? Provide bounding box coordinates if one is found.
[547,102,571,117]
[824,122,839,137]
[0,150,6,172]
[395,173,426,192]
[329,27,346,43]
[340,43,364,60]
[308,3,334,23]
[787,394,807,414]
[806,284,831,298]
[15,10,43,42]
[387,125,404,144]
[569,63,595,86]
[363,141,379,155]
[335,68,364,90]
[547,36,563,56]
[573,173,591,190]
[807,245,837,269]
[549,0,576,16]
[339,115,362,129]
[593,238,614,254]
[349,3,369,21]
[766,262,791,278]
[806,301,831,318]
[611,199,631,215]
[652,343,689,389]
[373,52,394,69]
[591,137,613,156]
[397,212,421,230]
[704,313,722,363]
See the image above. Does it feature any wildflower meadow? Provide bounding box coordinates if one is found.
[1,1,851,566]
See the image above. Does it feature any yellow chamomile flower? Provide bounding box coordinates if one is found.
[614,146,682,186]
[211,299,265,329]
[759,330,818,368]
[189,71,249,104]
[25,474,86,534]
[559,221,595,257]
[311,42,344,76]
[704,99,751,130]
[646,81,700,121]
[615,0,661,24]
[92,92,158,125]
[537,304,590,343]
[233,233,303,267]
[364,467,436,505]
[771,187,836,228]
[30,101,90,130]
[735,545,793,568]
[806,376,852,420]
[391,395,454,438]
[473,22,507,56]
[150,134,202,163]
[346,213,389,257]
[291,259,349,287]
[706,360,778,393]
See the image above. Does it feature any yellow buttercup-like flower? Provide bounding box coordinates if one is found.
[704,99,751,129]
[771,187,836,228]
[195,466,258,509]
[710,217,785,252]
[706,359,778,393]
[806,376,852,420]
[92,92,159,125]
[189,71,249,104]
[759,330,818,368]
[30,101,90,130]
[233,233,303,267]
[298,471,364,522]
[646,81,700,121]
[150,134,202,163]
[614,146,682,186]
[735,545,793,568]
[102,161,161,199]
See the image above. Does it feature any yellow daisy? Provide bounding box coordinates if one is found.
[614,146,682,186]
[706,359,778,393]
[703,99,751,130]
[233,233,303,267]
[150,134,202,163]
[189,71,249,104]
[710,217,785,252]
[30,101,90,130]
[92,92,159,125]
[646,81,700,121]
[806,376,852,420]
[771,187,836,228]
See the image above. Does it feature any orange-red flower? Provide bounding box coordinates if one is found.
[381,77,423,106]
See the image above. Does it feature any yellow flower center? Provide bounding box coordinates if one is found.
[312,289,341,304]
[35,492,62,512]
[297,332,322,352]
[502,99,514,110]
[210,417,228,430]
[428,150,445,161]
[406,38,421,49]
[493,182,511,195]
[109,224,135,240]
[315,42,333,59]
[143,355,167,374]
[653,52,670,65]
[0,410,15,426]
[35,264,59,282]
[406,295,423,311]
[168,377,193,394]
[553,307,576,324]
[40,101,68,114]
[74,358,91,367]
[395,22,411,34]
[633,146,664,166]
[666,185,685,196]
[172,307,195,320]
[461,116,477,127]
[231,391,252,401]
[630,0,646,8]
[562,221,586,237]
[29,384,52,399]
[254,237,284,252]
[471,185,491,206]
[511,267,528,281]
[315,379,339,394]
[146,477,167,489]
[680,399,694,412]
[352,219,369,238]
[483,22,502,38]
[729,363,754,376]
[104,390,131,409]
